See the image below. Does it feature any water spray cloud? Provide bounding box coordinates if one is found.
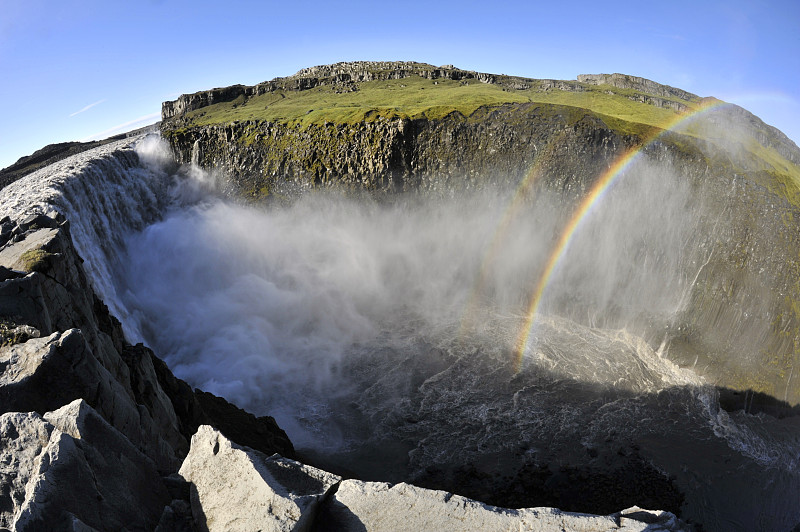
[512,98,731,370]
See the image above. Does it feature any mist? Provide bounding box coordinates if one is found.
[114,144,706,449]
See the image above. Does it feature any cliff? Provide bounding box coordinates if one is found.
[0,210,293,529]
[1,61,798,530]
[159,62,800,408]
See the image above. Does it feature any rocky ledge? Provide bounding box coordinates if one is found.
[0,197,691,528]
[160,61,700,123]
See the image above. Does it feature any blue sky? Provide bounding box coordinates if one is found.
[1,0,798,170]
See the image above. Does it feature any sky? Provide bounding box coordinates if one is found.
[1,0,798,170]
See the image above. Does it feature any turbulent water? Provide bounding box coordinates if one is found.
[2,135,799,531]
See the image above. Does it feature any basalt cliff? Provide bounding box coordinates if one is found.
[161,61,800,409]
[0,152,687,529]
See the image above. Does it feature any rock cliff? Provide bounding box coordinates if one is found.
[2,61,799,530]
[159,62,800,409]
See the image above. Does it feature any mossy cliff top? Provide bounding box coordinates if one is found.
[160,61,800,205]
[161,61,698,129]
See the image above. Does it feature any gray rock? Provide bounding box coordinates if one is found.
[179,425,340,532]
[0,328,182,472]
[0,411,53,530]
[1,400,170,531]
[321,480,690,532]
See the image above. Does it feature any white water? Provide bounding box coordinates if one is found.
[0,136,174,320]
[100,140,713,448]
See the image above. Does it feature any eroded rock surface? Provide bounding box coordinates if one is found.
[317,480,690,532]
[179,425,339,532]
[0,400,168,531]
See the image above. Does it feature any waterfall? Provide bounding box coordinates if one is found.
[0,135,174,323]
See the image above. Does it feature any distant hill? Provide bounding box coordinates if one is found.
[0,124,160,189]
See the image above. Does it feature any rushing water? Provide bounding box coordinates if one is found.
[2,135,799,531]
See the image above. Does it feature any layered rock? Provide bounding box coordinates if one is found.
[577,73,697,105]
[162,104,635,198]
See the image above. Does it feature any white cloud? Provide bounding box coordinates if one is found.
[69,99,107,117]
[81,112,160,141]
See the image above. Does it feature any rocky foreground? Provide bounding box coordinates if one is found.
[0,190,690,527]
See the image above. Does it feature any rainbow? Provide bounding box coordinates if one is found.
[457,131,568,336]
[511,97,730,371]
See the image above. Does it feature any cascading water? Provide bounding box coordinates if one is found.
[3,135,798,531]
[0,136,175,320]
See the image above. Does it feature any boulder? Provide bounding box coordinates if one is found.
[179,425,339,531]
[318,480,691,532]
[0,400,170,531]
[0,328,182,472]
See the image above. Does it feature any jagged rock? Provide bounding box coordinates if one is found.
[179,425,339,532]
[155,500,196,532]
[318,480,690,532]
[177,426,690,532]
[141,346,295,459]
[0,328,183,472]
[577,74,698,103]
[0,400,169,531]
[0,224,133,381]
[193,388,295,458]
